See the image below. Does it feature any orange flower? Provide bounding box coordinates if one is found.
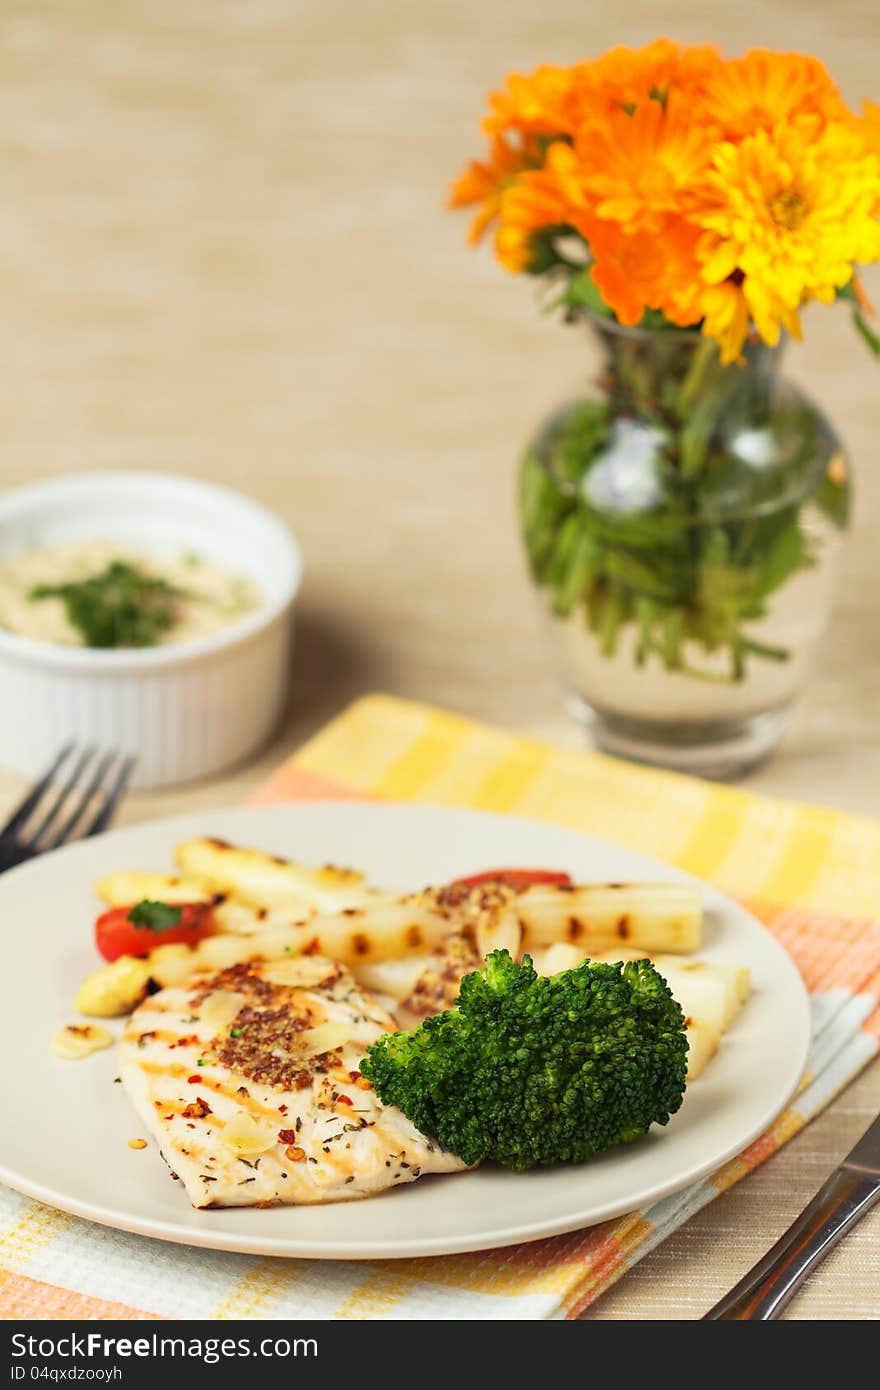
[863,100,880,157]
[451,42,880,360]
[482,65,579,139]
[584,214,704,326]
[494,221,537,275]
[698,49,850,139]
[482,42,724,140]
[448,135,542,245]
[574,91,715,233]
[495,106,712,279]
[579,39,722,121]
[495,157,579,270]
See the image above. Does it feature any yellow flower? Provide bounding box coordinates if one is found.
[697,282,751,362]
[696,121,880,360]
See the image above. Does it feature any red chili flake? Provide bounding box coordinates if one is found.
[187,1075,201,1085]
[182,1097,212,1120]
[336,1094,353,1106]
[278,1128,298,1145]
[348,1071,360,1082]
[278,1104,288,1114]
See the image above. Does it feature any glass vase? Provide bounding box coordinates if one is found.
[519,315,851,777]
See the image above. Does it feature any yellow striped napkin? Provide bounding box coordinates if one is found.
[2,693,878,1319]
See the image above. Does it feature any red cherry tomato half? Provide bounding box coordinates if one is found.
[95,903,216,962]
[452,868,573,891]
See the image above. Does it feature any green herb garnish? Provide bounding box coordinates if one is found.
[127,899,183,932]
[29,561,182,648]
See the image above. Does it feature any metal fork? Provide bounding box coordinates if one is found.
[0,746,136,872]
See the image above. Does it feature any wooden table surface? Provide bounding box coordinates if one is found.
[1,0,878,1320]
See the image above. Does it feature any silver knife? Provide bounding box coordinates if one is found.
[704,1110,880,1319]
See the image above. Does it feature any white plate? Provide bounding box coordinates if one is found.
[0,802,809,1260]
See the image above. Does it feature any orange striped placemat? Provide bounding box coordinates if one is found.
[2,693,878,1319]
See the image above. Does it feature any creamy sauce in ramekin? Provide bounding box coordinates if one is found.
[0,540,261,648]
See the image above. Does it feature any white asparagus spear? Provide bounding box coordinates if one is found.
[173,837,373,915]
[96,871,210,906]
[684,1017,723,1080]
[514,882,701,954]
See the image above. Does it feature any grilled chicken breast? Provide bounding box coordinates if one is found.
[119,955,466,1208]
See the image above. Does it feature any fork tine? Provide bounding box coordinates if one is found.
[27,746,97,848]
[46,749,119,850]
[82,753,137,838]
[0,744,75,841]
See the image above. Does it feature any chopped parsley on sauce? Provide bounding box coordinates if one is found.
[30,560,182,648]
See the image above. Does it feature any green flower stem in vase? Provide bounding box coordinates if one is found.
[520,315,850,776]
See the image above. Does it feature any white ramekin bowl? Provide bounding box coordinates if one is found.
[0,472,302,790]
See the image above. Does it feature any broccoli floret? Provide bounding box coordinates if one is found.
[361,950,688,1169]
